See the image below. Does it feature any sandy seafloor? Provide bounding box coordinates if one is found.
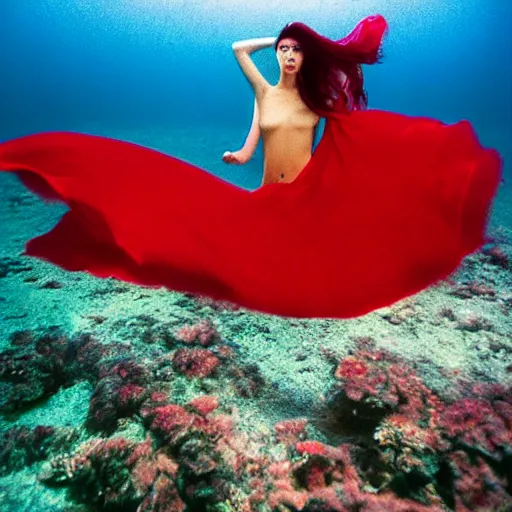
[0,122,511,511]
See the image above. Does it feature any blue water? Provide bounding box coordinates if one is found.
[1,0,511,190]
[1,3,512,510]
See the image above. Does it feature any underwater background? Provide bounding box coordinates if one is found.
[1,0,511,189]
[0,0,511,511]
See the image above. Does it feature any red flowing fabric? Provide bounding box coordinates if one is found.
[0,110,502,318]
[0,14,502,319]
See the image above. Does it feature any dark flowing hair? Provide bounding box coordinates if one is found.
[274,15,388,115]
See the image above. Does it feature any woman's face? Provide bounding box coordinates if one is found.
[276,37,304,74]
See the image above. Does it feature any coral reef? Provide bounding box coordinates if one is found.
[0,317,511,511]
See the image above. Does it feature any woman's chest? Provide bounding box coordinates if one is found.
[259,92,319,132]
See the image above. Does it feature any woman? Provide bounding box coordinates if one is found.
[0,15,503,319]
[223,32,321,186]
[222,18,382,186]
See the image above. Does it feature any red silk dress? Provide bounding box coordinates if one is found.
[0,17,502,319]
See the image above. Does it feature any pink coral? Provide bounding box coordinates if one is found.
[172,348,220,378]
[439,397,512,452]
[175,319,220,347]
[274,419,308,445]
[150,404,195,444]
[450,450,511,512]
[333,349,443,426]
[188,395,219,416]
[118,384,146,407]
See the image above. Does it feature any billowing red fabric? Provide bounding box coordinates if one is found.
[0,108,502,318]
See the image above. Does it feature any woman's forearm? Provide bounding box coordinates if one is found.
[232,37,276,54]
[239,123,260,159]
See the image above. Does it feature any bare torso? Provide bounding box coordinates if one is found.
[258,86,320,185]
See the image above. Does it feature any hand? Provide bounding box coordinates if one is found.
[222,150,248,165]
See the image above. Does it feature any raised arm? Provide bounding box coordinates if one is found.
[231,36,276,95]
[222,97,260,165]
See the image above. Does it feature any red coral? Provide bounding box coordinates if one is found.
[99,359,148,383]
[150,404,195,444]
[268,489,308,510]
[336,356,369,378]
[118,384,146,407]
[293,442,445,511]
[147,401,231,446]
[138,473,185,511]
[296,441,330,457]
[125,437,153,466]
[439,397,512,453]
[149,391,168,404]
[188,395,219,416]
[333,349,443,426]
[132,458,157,494]
[450,450,511,512]
[172,348,220,378]
[275,419,308,445]
[175,319,220,347]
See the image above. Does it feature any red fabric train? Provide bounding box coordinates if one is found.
[0,15,502,319]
